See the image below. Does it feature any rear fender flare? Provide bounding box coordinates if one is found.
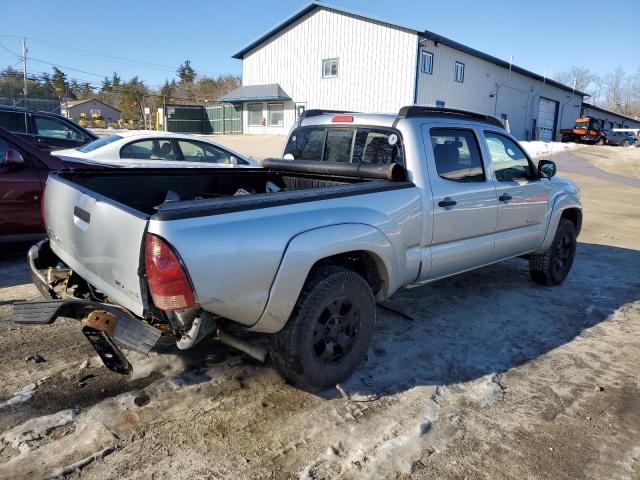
[249,223,395,333]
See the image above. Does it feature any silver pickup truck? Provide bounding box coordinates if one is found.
[15,107,582,390]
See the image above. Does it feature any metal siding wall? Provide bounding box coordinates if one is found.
[242,8,417,133]
[415,39,583,140]
[581,107,640,129]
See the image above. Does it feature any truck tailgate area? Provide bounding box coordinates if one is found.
[44,175,149,316]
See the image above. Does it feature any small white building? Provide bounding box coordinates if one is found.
[580,103,640,130]
[222,1,587,140]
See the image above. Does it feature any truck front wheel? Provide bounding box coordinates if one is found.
[529,219,577,286]
[269,265,375,390]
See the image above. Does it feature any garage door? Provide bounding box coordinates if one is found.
[537,98,558,141]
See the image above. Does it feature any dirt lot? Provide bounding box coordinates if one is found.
[0,145,638,480]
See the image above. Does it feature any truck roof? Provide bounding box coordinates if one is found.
[299,106,505,130]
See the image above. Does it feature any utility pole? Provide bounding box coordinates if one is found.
[20,37,28,96]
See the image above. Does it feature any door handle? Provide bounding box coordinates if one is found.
[438,197,457,208]
[73,206,91,223]
[499,193,512,202]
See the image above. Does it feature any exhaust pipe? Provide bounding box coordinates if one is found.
[176,314,268,363]
[216,328,268,363]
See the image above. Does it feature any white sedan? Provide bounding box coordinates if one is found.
[54,131,260,168]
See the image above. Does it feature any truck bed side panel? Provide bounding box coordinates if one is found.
[148,186,422,327]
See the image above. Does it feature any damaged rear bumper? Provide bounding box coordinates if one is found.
[14,239,162,374]
[13,299,161,354]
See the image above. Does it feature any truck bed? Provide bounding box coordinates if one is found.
[45,166,415,320]
[54,167,400,219]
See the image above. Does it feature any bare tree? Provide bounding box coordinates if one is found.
[603,66,626,112]
[553,66,597,93]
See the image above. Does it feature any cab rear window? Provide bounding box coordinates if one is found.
[284,127,403,165]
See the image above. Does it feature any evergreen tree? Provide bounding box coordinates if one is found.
[177,60,196,84]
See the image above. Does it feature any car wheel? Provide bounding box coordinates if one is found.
[621,139,629,147]
[596,138,606,146]
[529,219,577,286]
[269,265,375,391]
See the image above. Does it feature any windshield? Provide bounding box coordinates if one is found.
[575,121,589,129]
[77,134,122,153]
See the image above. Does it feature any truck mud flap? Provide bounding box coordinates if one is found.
[13,300,162,354]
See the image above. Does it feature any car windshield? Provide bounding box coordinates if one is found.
[76,135,122,153]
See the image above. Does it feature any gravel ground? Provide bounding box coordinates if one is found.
[0,146,638,479]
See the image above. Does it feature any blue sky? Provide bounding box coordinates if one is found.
[1,0,638,88]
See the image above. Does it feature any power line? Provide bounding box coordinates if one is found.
[0,41,21,59]
[2,35,228,78]
[27,38,179,72]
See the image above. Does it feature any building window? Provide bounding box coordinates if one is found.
[248,103,262,126]
[322,58,338,78]
[267,103,284,127]
[436,100,445,108]
[421,51,433,74]
[455,62,465,83]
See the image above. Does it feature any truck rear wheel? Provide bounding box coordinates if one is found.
[596,137,606,146]
[529,219,576,286]
[269,265,375,391]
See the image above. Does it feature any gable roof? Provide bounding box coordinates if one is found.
[61,98,120,112]
[232,1,588,97]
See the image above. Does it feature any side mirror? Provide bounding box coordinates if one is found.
[5,149,25,167]
[538,159,556,178]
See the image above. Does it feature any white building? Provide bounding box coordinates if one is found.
[221,1,587,140]
[580,103,640,130]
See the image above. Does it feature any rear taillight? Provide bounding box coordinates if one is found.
[144,233,195,311]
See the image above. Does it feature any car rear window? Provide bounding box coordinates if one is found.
[284,127,403,165]
[77,134,123,153]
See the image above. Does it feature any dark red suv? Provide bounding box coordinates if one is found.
[0,127,105,242]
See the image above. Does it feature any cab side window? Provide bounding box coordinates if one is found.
[484,132,532,181]
[430,128,485,182]
[33,115,83,141]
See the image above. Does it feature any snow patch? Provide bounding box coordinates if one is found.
[0,383,36,409]
[520,141,583,158]
[464,374,503,407]
[1,409,78,453]
[300,386,440,479]
[0,352,246,479]
[127,350,186,380]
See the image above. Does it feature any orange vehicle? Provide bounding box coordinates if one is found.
[560,117,607,145]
